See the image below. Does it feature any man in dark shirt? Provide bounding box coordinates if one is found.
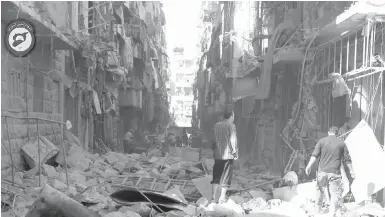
[305,126,355,216]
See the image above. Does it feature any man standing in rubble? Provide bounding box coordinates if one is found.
[209,108,238,204]
[305,126,355,216]
[123,129,135,154]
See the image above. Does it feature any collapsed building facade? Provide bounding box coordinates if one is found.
[1,1,170,169]
[195,1,385,201]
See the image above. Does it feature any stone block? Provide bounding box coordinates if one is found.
[43,164,59,178]
[51,179,66,190]
[119,203,151,217]
[196,197,208,207]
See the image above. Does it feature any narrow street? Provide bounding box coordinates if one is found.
[1,1,385,217]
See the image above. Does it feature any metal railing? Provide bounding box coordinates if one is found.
[1,115,69,188]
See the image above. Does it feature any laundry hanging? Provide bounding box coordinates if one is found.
[329,73,351,98]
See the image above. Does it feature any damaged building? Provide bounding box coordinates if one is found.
[195,0,385,209]
[1,1,170,161]
[1,1,385,217]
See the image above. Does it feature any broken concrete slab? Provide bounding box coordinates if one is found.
[181,204,197,216]
[118,203,152,216]
[203,199,244,216]
[51,179,67,190]
[113,162,126,172]
[104,168,119,178]
[272,181,317,207]
[66,152,92,171]
[21,136,59,169]
[43,164,58,178]
[196,197,208,207]
[192,175,214,200]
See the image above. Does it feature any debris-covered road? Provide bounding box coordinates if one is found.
[1,136,385,217]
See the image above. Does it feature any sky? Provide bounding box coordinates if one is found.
[162,0,201,59]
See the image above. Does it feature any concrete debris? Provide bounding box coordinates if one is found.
[196,197,209,207]
[2,144,381,217]
[21,136,59,169]
[42,164,59,178]
[118,203,152,216]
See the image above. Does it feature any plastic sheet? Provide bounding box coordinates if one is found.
[345,120,385,203]
[330,73,351,98]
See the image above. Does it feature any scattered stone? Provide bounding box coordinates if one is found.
[104,154,118,165]
[104,168,119,178]
[120,210,141,217]
[241,198,268,213]
[51,179,66,190]
[24,167,38,178]
[182,204,197,216]
[162,210,186,217]
[196,197,209,207]
[230,195,245,204]
[249,189,271,200]
[268,199,282,208]
[67,186,78,197]
[113,162,126,172]
[43,164,58,178]
[105,211,128,217]
[69,171,87,185]
[67,152,91,171]
[120,203,152,216]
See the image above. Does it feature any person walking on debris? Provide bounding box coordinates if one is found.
[305,126,355,217]
[123,129,135,154]
[209,108,238,205]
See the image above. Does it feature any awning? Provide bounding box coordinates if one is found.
[316,1,385,45]
[1,1,79,50]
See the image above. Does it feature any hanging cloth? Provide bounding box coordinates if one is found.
[329,73,351,98]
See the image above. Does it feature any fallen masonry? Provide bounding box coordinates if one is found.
[1,136,385,217]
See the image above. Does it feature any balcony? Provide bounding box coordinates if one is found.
[316,1,385,45]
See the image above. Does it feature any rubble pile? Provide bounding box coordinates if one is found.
[2,136,385,217]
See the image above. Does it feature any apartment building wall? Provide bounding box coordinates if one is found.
[1,23,65,169]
